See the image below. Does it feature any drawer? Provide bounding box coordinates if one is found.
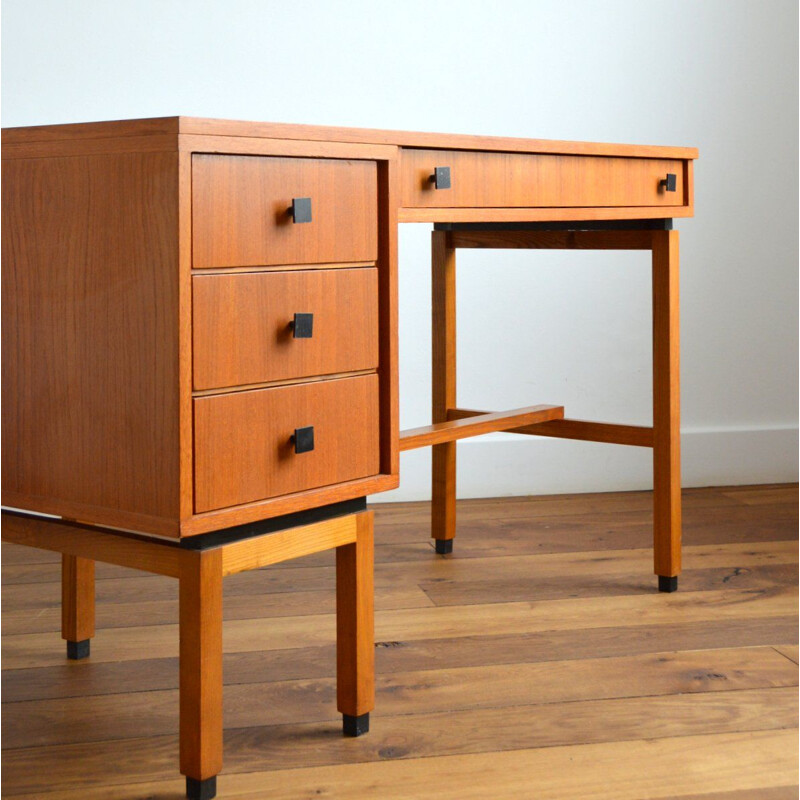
[401,149,685,209]
[193,268,379,390]
[193,374,380,512]
[192,155,378,269]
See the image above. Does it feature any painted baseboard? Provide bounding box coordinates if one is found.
[372,426,799,503]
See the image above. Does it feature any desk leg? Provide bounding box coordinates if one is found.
[62,555,95,659]
[180,550,223,800]
[337,510,375,735]
[652,230,682,591]
[432,231,457,554]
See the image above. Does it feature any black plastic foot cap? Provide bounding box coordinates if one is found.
[658,575,678,593]
[434,539,453,555]
[186,776,217,800]
[343,713,370,737]
[66,639,90,660]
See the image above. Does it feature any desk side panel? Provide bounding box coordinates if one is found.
[1,151,181,536]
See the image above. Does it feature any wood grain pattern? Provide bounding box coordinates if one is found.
[0,511,185,578]
[192,155,378,269]
[402,149,685,209]
[221,515,357,576]
[399,205,694,224]
[2,688,795,794]
[2,645,794,749]
[180,133,396,161]
[179,549,223,781]
[400,405,564,451]
[192,268,379,390]
[447,409,653,447]
[178,149,194,526]
[653,230,681,577]
[431,231,457,543]
[1,135,179,160]
[377,159,400,478]
[1,152,181,537]
[450,228,658,250]
[336,511,375,717]
[1,732,794,800]
[61,555,94,644]
[2,116,699,159]
[193,375,381,513]
[182,474,398,536]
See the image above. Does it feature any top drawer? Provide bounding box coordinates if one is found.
[401,150,685,209]
[192,155,378,269]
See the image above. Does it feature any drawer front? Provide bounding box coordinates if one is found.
[401,149,685,209]
[193,374,380,512]
[192,155,378,268]
[193,268,379,390]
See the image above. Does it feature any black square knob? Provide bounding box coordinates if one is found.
[292,312,314,338]
[291,197,312,223]
[432,166,451,190]
[659,173,677,192]
[293,426,315,454]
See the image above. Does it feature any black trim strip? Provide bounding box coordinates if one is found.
[180,497,368,550]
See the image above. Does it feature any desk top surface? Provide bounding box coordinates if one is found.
[2,116,699,160]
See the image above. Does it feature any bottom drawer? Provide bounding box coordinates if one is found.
[193,374,380,513]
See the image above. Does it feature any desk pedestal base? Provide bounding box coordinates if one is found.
[1,501,375,799]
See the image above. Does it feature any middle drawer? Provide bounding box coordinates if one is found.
[193,268,379,390]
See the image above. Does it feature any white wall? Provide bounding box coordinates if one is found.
[3,0,797,500]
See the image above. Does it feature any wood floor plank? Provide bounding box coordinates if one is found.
[3,646,795,749]
[3,586,796,670]
[0,584,433,635]
[4,616,797,704]
[4,540,795,618]
[420,563,797,606]
[720,486,799,506]
[660,788,800,800]
[3,545,794,634]
[5,730,796,800]
[3,687,796,794]
[773,645,799,665]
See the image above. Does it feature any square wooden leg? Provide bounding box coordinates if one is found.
[336,510,375,735]
[652,229,682,590]
[180,549,223,798]
[61,554,95,659]
[432,230,457,552]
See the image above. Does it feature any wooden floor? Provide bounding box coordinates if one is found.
[1,484,798,799]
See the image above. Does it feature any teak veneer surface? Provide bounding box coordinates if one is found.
[192,267,379,390]
[0,486,795,799]
[193,375,380,513]
[401,150,685,209]
[192,155,378,269]
[2,116,699,159]
[1,151,181,535]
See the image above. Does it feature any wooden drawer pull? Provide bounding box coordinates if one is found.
[290,312,314,339]
[290,196,312,223]
[292,426,315,454]
[659,173,677,192]
[429,166,451,190]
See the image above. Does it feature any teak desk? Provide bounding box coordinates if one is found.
[1,118,697,798]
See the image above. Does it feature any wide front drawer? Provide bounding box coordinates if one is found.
[192,267,379,390]
[401,149,685,209]
[193,374,380,513]
[192,155,378,268]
